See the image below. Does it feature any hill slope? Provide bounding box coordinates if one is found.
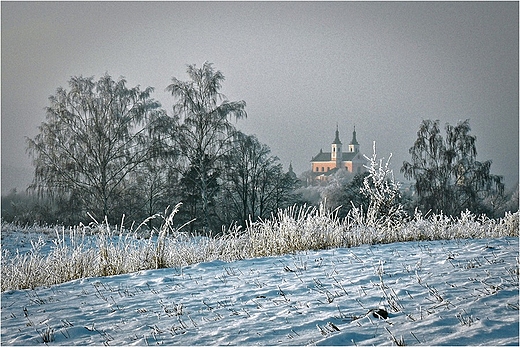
[1,237,518,346]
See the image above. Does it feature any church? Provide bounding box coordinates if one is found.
[311,126,366,179]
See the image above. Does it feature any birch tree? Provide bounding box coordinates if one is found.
[165,62,247,232]
[401,119,503,216]
[27,74,163,222]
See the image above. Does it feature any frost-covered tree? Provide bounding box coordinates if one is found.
[27,74,163,222]
[317,170,372,217]
[320,170,355,210]
[401,119,503,216]
[164,62,247,232]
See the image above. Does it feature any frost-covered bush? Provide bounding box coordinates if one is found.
[348,142,406,232]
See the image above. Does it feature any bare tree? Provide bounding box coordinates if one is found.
[221,132,282,224]
[165,62,247,232]
[256,160,296,219]
[27,74,163,222]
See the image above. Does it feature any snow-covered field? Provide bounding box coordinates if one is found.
[2,235,518,346]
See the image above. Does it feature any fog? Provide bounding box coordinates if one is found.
[2,2,518,194]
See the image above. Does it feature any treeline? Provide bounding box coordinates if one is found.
[2,63,518,230]
[4,63,300,232]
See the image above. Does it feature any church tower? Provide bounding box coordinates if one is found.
[331,125,342,167]
[348,126,360,153]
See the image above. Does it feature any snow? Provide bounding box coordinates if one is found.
[1,236,519,346]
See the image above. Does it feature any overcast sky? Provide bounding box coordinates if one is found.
[2,1,518,195]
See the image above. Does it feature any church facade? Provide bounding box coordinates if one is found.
[311,126,366,178]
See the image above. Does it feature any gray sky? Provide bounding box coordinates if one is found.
[2,1,518,195]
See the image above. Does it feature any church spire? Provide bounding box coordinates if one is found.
[287,161,297,180]
[350,126,359,145]
[348,126,360,153]
[332,124,342,144]
[331,124,342,163]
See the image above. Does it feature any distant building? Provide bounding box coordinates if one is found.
[287,162,298,181]
[311,126,367,181]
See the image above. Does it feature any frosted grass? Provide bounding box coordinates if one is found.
[2,203,518,292]
[3,237,518,346]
